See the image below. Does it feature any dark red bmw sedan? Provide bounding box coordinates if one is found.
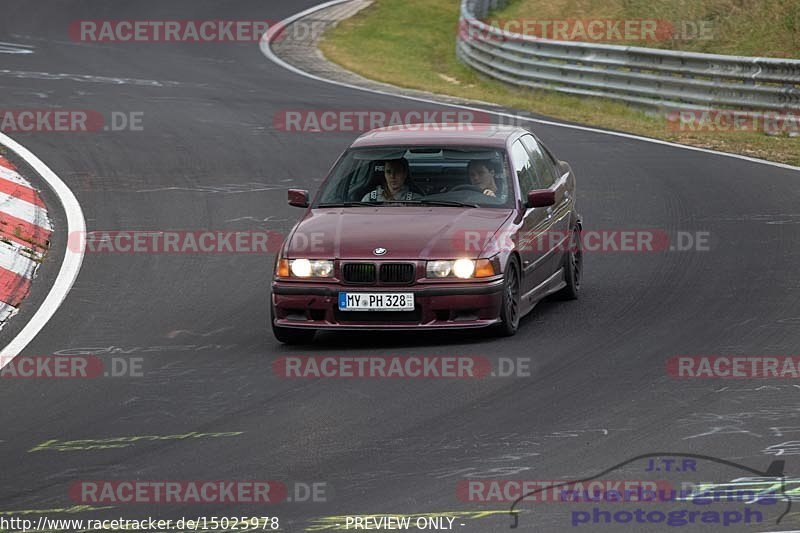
[270,124,582,344]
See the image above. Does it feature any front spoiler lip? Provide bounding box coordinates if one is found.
[271,278,504,297]
[272,318,501,331]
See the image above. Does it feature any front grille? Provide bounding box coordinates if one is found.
[379,263,415,284]
[342,263,376,283]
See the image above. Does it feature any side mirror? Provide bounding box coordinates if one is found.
[288,189,309,208]
[558,160,572,176]
[527,189,555,208]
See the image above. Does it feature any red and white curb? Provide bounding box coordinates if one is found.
[0,132,84,367]
[0,154,52,327]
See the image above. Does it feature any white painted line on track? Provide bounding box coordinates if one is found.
[260,0,800,173]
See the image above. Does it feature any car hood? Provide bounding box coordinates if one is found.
[285,207,513,260]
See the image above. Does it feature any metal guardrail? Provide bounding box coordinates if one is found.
[457,0,800,113]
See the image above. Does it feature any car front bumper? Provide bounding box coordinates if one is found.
[271,279,504,330]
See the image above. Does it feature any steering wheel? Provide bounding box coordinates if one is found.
[449,184,484,193]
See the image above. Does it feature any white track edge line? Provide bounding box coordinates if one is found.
[260,0,800,173]
[0,133,86,365]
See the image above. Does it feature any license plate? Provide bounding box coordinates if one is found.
[338,292,414,311]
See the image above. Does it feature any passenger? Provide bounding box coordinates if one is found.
[362,158,422,201]
[467,159,501,197]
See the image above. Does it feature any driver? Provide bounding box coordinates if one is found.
[362,158,422,202]
[467,159,500,197]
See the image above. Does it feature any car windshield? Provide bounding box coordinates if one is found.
[314,146,513,208]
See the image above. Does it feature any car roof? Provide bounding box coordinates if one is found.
[350,123,527,148]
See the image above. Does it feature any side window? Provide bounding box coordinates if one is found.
[510,140,537,195]
[541,143,561,172]
[520,134,557,188]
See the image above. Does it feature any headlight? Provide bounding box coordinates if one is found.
[427,260,452,278]
[283,258,334,278]
[426,258,497,279]
[452,258,475,278]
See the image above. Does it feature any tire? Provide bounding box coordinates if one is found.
[494,258,521,337]
[271,305,316,345]
[555,226,582,300]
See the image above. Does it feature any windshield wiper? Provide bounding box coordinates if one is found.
[317,201,383,207]
[318,200,480,208]
[409,199,480,208]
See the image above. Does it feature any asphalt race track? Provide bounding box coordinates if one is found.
[1,1,800,532]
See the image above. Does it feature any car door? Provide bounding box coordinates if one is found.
[520,134,572,278]
[509,138,550,295]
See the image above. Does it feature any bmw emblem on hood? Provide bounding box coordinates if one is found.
[373,247,387,256]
